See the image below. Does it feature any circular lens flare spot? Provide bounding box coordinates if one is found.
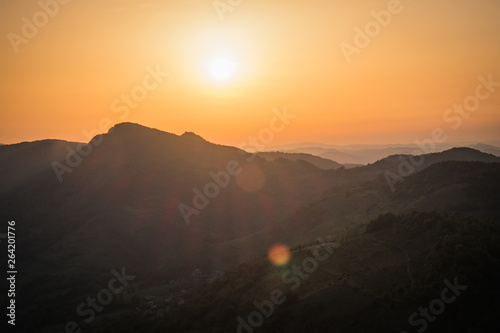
[236,163,265,193]
[268,244,291,266]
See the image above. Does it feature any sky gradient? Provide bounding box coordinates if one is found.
[1,0,499,146]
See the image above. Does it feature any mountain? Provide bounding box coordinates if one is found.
[257,143,432,164]
[0,139,81,196]
[0,123,338,324]
[259,142,500,164]
[469,143,500,157]
[256,151,343,170]
[222,157,500,254]
[286,146,367,164]
[346,147,500,186]
[1,123,499,332]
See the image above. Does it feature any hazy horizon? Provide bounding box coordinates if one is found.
[1,121,500,148]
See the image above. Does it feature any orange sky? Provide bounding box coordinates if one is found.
[1,0,499,146]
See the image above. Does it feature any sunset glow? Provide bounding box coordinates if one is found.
[1,1,500,330]
[0,1,499,146]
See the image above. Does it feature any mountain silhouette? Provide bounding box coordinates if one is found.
[1,123,499,332]
[257,151,344,170]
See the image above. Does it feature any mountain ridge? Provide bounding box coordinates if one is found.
[1,123,499,332]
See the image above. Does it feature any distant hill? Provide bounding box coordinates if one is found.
[268,159,500,247]
[349,147,500,184]
[469,143,500,157]
[289,146,367,164]
[256,151,343,170]
[260,142,500,164]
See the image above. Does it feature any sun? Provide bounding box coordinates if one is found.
[206,56,238,83]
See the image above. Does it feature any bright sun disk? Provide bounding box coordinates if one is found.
[207,56,238,82]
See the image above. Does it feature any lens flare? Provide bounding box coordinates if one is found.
[268,243,291,266]
[236,163,265,193]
